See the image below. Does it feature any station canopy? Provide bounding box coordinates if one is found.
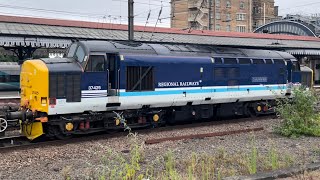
[0,15,320,52]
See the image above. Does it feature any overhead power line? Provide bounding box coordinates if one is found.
[0,3,122,18]
[150,4,163,41]
[113,0,171,7]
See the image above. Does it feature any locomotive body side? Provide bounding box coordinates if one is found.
[7,41,302,140]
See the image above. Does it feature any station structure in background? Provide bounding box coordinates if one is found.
[171,0,280,32]
[254,14,320,84]
[0,14,320,83]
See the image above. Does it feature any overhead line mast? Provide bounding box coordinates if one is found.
[128,0,134,41]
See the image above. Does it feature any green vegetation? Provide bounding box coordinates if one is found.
[274,87,320,137]
[63,134,298,180]
[0,54,18,62]
[61,87,320,179]
[246,136,258,174]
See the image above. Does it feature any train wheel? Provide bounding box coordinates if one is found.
[0,118,7,133]
[246,105,257,117]
[48,125,72,140]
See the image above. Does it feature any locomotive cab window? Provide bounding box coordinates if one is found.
[74,45,86,63]
[85,55,105,72]
[292,61,301,71]
[67,43,77,58]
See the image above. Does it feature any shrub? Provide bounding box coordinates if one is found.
[275,87,320,137]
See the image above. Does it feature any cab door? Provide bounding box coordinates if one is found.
[106,53,120,96]
[82,54,108,97]
[106,53,121,107]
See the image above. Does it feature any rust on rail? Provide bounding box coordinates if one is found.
[145,127,264,145]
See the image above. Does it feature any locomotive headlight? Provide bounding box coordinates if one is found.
[153,114,159,122]
[115,118,120,126]
[65,123,74,131]
[41,97,47,104]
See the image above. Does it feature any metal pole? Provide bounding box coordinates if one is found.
[208,0,212,30]
[213,0,215,31]
[263,2,266,25]
[249,0,252,32]
[128,0,134,41]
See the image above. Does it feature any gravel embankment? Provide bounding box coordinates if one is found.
[0,118,319,179]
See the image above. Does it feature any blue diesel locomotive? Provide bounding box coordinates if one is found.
[5,41,305,139]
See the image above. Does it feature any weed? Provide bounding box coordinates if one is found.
[283,154,295,168]
[268,144,279,170]
[163,151,180,179]
[246,135,258,174]
[61,166,72,180]
[275,87,320,137]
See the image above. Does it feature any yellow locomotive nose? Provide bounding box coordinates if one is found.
[20,59,49,140]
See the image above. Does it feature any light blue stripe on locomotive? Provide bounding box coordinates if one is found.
[80,85,286,98]
[119,85,286,97]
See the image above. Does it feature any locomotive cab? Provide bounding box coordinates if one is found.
[286,59,301,84]
[66,42,121,98]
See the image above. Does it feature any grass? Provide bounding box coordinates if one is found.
[62,133,305,180]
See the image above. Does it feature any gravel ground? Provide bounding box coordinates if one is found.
[0,118,319,180]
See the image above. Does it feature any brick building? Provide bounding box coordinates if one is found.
[252,0,280,30]
[171,0,278,32]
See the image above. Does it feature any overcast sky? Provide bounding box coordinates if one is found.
[0,0,319,27]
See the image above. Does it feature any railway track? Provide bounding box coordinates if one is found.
[0,135,30,149]
[0,92,20,134]
[0,115,274,152]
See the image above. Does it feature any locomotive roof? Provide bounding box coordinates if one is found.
[40,58,82,73]
[78,40,296,60]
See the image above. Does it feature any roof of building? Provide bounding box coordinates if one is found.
[254,20,317,37]
[0,15,320,50]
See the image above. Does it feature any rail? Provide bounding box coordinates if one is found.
[0,116,274,151]
[0,135,29,149]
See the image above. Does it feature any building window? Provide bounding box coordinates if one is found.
[216,24,221,31]
[226,0,231,8]
[226,13,231,21]
[236,25,246,32]
[240,1,245,9]
[226,25,231,32]
[236,13,246,21]
[216,12,221,20]
[210,12,214,19]
[215,0,220,7]
[254,7,261,14]
[190,22,199,29]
